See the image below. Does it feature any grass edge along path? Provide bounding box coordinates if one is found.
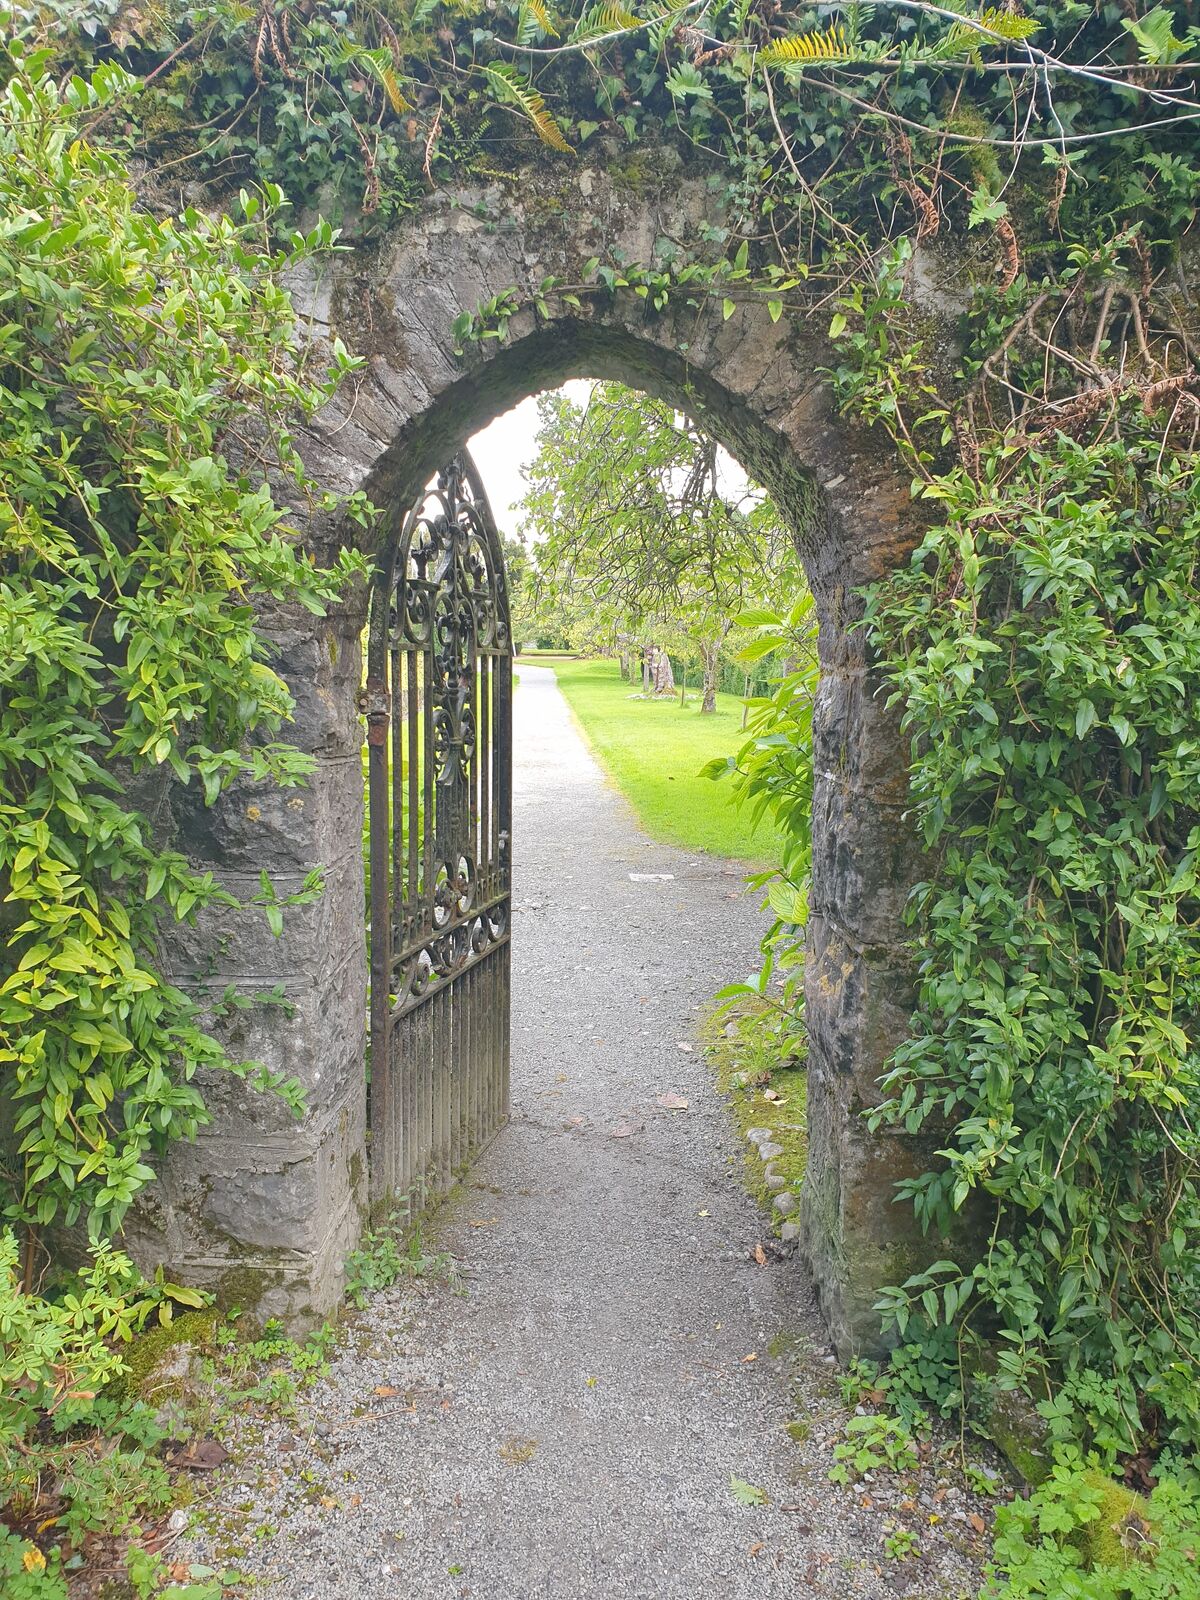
[542,657,784,865]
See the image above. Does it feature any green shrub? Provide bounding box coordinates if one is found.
[0,1231,180,1546]
[0,1529,67,1600]
[868,420,1200,1459]
[0,43,366,1257]
[984,1453,1200,1599]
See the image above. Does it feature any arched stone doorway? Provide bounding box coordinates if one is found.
[138,148,937,1355]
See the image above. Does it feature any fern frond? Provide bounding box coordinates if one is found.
[570,3,641,43]
[339,44,412,113]
[646,0,697,49]
[481,64,573,154]
[938,7,1039,60]
[759,26,852,66]
[518,0,559,44]
[379,66,410,114]
[974,5,1039,40]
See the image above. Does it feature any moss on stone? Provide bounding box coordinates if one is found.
[108,1309,222,1403]
[1077,1471,1155,1570]
[985,1388,1052,1487]
[214,1262,276,1315]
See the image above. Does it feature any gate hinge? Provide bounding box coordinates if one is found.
[362,676,391,746]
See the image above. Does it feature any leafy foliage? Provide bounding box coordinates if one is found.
[0,1231,180,1553]
[0,48,365,1250]
[829,1412,920,1484]
[518,384,801,708]
[4,1,1200,1591]
[866,418,1200,1461]
[984,1452,1200,1598]
[706,598,818,1038]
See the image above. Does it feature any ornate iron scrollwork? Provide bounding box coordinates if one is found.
[366,452,513,1205]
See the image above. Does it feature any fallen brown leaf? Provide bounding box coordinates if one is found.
[968,1513,987,1534]
[753,1242,768,1266]
[164,1436,228,1472]
[742,1352,758,1363]
[748,1542,765,1558]
[610,1121,641,1138]
[374,1385,399,1397]
[467,1216,498,1227]
[656,1092,689,1110]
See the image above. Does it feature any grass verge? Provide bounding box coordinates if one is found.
[545,657,783,864]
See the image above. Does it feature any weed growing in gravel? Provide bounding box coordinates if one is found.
[829,1414,920,1485]
[883,1525,921,1561]
[344,1219,456,1308]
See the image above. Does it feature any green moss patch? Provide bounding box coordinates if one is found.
[701,998,807,1215]
[108,1309,222,1404]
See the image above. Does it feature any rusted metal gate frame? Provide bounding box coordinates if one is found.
[365,453,512,1214]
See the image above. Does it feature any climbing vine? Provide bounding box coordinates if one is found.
[864,384,1200,1460]
[0,47,366,1275]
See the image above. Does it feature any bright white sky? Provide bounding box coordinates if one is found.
[466,381,753,542]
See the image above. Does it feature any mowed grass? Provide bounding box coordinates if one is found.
[543,657,784,864]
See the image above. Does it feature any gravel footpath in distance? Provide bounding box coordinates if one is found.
[184,664,989,1600]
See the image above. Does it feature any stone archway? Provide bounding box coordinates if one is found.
[136,144,939,1355]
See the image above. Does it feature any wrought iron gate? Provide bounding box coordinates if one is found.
[365,454,512,1212]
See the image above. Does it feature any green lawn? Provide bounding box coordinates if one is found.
[542,657,783,864]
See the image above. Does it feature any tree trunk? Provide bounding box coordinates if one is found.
[700,640,721,714]
[641,648,651,694]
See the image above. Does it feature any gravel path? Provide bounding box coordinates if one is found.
[190,665,987,1599]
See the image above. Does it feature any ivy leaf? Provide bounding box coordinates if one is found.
[968,188,1009,228]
